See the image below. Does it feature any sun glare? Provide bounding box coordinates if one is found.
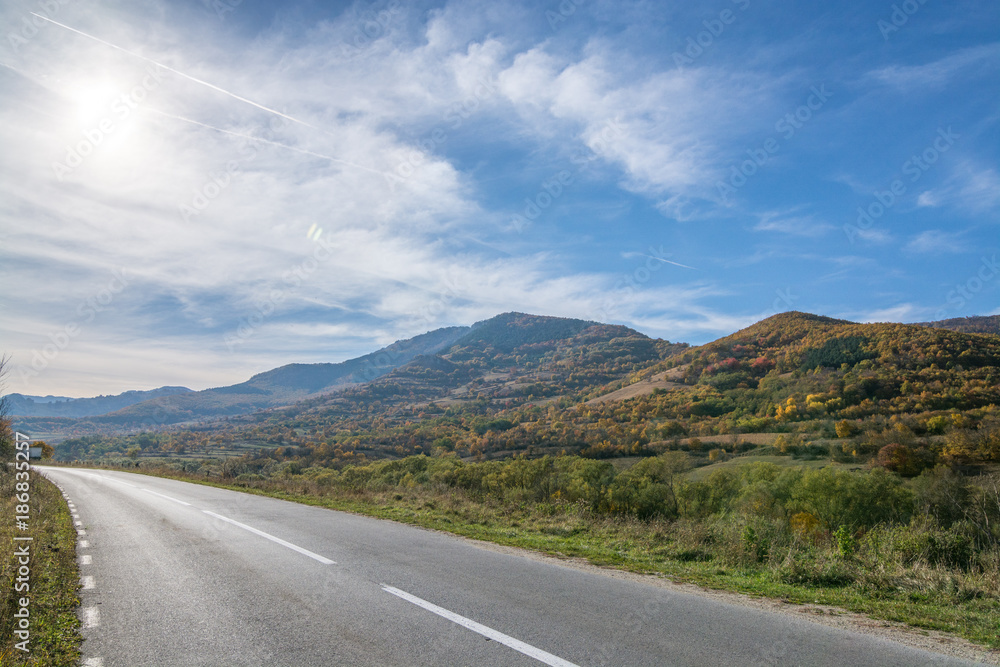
[72,80,121,126]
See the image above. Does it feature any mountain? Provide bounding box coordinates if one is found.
[452,312,611,353]
[86,325,472,426]
[666,311,1000,386]
[4,386,192,418]
[47,310,1000,472]
[916,315,1000,337]
[49,312,686,457]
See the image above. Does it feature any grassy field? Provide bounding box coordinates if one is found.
[0,469,82,666]
[80,461,1000,654]
[684,454,862,481]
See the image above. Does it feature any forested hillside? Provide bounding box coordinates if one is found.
[918,315,1000,337]
[53,312,1000,476]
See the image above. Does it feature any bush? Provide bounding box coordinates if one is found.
[835,420,859,438]
[607,452,689,519]
[790,467,913,531]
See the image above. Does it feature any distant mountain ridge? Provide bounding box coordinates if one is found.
[5,386,192,418]
[916,315,1000,337]
[14,310,999,438]
[92,325,473,425]
[43,309,1000,465]
[13,313,651,432]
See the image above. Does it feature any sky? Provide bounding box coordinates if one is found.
[0,0,997,398]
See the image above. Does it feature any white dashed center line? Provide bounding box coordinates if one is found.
[381,585,580,667]
[202,510,335,565]
[141,488,192,506]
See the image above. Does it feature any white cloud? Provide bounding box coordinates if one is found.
[903,230,969,255]
[753,210,833,237]
[854,303,923,323]
[916,161,1000,214]
[4,1,994,397]
[495,42,782,200]
[868,43,1000,91]
[852,228,893,244]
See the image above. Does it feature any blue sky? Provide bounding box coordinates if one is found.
[1,0,997,397]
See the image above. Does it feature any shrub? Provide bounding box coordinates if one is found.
[834,525,856,559]
[790,467,913,531]
[608,452,689,519]
[835,420,859,438]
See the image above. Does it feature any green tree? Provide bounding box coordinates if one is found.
[790,467,912,531]
[608,452,689,519]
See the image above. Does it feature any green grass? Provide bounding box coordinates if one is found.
[684,455,860,481]
[0,469,82,666]
[81,463,1000,652]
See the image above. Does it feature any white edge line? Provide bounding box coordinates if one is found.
[82,606,100,629]
[141,488,192,506]
[381,585,579,667]
[202,510,335,565]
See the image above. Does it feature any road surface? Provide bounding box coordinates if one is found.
[40,467,991,667]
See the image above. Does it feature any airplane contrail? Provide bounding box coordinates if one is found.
[29,12,314,130]
[145,108,389,177]
[641,254,698,270]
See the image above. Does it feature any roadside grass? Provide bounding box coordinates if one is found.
[0,469,82,666]
[80,463,1000,652]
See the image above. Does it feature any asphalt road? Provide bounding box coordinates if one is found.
[39,467,990,667]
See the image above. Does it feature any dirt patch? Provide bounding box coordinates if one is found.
[587,370,691,405]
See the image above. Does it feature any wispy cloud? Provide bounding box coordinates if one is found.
[903,230,969,255]
[868,43,1000,91]
[753,210,834,237]
[1,0,997,396]
[916,161,1000,214]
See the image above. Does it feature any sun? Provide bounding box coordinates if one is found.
[71,80,121,126]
